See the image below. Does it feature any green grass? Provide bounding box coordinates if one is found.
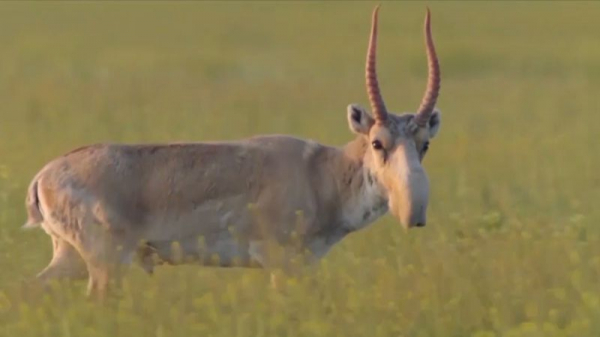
[1,2,600,336]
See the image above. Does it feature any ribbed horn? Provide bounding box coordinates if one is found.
[414,7,441,127]
[366,5,388,123]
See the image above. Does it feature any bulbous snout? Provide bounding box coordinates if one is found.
[388,166,430,230]
[401,207,427,228]
[391,200,427,229]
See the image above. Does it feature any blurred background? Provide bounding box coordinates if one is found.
[0,2,599,336]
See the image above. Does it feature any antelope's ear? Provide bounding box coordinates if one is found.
[347,104,374,135]
[428,109,441,138]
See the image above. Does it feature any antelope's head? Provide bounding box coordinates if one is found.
[347,6,441,229]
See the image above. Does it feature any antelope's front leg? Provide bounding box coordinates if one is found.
[249,240,307,291]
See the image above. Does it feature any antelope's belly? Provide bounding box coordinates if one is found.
[146,232,253,267]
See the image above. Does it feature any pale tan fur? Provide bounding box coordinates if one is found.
[23,7,443,298]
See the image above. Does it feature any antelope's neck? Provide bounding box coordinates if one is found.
[333,137,389,232]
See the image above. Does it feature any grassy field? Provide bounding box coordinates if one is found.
[0,2,599,336]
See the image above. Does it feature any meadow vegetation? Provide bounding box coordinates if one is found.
[0,2,599,336]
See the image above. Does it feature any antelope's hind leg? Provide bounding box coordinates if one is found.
[72,226,138,300]
[36,234,88,285]
[86,243,137,300]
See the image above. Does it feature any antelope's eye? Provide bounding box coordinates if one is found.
[371,140,383,150]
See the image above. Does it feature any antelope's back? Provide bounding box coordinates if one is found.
[33,142,255,225]
[32,136,336,238]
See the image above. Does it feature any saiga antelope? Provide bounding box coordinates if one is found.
[23,6,442,298]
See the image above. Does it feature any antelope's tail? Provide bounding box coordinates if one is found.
[22,179,43,229]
